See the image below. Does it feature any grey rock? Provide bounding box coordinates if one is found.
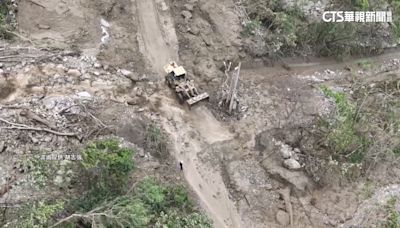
[37,24,51,30]
[261,158,313,192]
[181,10,192,20]
[43,136,53,142]
[280,145,293,159]
[127,97,141,106]
[188,25,200,35]
[67,69,82,77]
[56,64,67,73]
[276,210,290,226]
[283,158,301,170]
[138,148,145,157]
[94,62,102,68]
[120,69,133,76]
[31,137,39,144]
[139,74,149,81]
[81,73,91,80]
[76,91,92,99]
[184,4,194,11]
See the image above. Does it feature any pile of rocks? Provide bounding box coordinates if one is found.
[274,139,303,171]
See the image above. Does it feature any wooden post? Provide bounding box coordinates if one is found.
[229,62,241,114]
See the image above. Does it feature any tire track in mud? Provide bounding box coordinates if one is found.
[135,1,241,227]
[136,0,178,75]
[153,97,241,228]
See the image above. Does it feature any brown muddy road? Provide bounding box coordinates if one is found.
[136,0,242,227]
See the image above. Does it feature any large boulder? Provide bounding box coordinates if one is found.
[261,158,313,193]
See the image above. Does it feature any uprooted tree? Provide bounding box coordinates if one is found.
[219,61,241,115]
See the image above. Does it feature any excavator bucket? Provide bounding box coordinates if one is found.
[186,92,210,108]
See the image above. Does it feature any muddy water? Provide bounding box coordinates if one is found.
[243,49,400,77]
[189,106,234,144]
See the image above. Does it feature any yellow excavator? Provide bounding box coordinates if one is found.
[164,61,209,108]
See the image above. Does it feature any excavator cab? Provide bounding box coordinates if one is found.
[164,61,209,108]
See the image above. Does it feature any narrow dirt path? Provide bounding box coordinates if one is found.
[136,1,242,227]
[136,0,178,74]
[154,97,242,228]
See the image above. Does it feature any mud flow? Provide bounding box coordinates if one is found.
[1,0,400,227]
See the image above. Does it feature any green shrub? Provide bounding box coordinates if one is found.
[146,124,168,157]
[354,0,370,10]
[361,181,375,199]
[75,139,134,210]
[385,197,400,228]
[241,0,391,58]
[391,0,400,39]
[321,86,370,163]
[166,185,193,211]
[25,157,52,189]
[136,178,194,213]
[241,20,262,36]
[53,140,212,228]
[60,178,212,228]
[136,178,168,212]
[20,200,64,228]
[155,210,213,228]
[357,59,373,71]
[81,139,134,191]
[394,146,400,156]
[98,197,151,227]
[0,2,13,39]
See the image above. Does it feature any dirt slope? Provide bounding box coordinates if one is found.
[151,98,242,228]
[136,1,241,227]
[136,0,179,74]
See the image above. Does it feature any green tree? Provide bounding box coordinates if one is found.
[20,201,64,228]
[76,139,135,211]
[81,139,134,192]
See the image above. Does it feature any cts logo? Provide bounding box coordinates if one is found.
[322,11,344,22]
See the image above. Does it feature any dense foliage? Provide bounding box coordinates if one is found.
[13,139,212,228]
[241,0,400,58]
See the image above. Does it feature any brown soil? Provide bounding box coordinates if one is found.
[1,0,400,227]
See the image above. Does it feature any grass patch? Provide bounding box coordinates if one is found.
[357,59,373,71]
[354,0,370,10]
[391,0,400,39]
[361,181,375,199]
[0,1,13,39]
[20,200,65,228]
[394,146,400,156]
[321,86,371,163]
[385,197,400,228]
